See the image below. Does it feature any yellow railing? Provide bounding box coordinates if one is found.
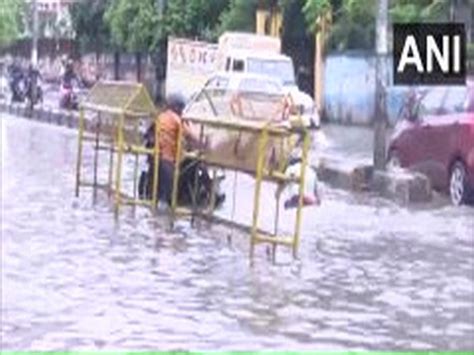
[75,81,158,214]
[75,81,311,261]
[168,116,311,260]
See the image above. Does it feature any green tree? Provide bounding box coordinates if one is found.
[216,0,288,36]
[104,0,162,82]
[302,0,332,33]
[0,0,24,47]
[302,0,463,51]
[390,0,450,23]
[104,0,159,53]
[165,0,230,41]
[217,0,259,34]
[330,0,376,50]
[102,0,233,92]
[70,0,111,54]
[303,0,376,51]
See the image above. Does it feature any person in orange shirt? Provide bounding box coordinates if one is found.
[154,94,200,205]
[139,94,226,208]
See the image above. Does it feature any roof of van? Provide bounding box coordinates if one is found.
[224,49,291,62]
[219,32,281,52]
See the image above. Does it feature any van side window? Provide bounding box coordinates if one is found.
[233,60,244,72]
[225,58,231,71]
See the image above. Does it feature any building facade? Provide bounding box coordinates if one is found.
[24,0,80,39]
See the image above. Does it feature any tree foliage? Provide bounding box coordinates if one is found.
[216,0,289,37]
[303,0,375,50]
[165,0,229,41]
[389,0,451,23]
[70,0,111,53]
[216,0,259,35]
[103,0,234,52]
[104,0,160,52]
[329,0,376,50]
[302,0,332,33]
[302,0,463,51]
[0,0,24,47]
[89,0,465,55]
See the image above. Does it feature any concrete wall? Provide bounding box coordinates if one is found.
[323,52,406,126]
[323,52,474,126]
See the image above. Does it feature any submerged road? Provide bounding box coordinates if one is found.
[1,114,473,351]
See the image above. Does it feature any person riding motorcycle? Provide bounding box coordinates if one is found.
[153,94,201,205]
[8,62,26,102]
[139,94,225,208]
[26,64,43,106]
[62,60,77,86]
[60,60,79,109]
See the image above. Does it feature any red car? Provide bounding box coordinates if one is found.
[388,84,474,205]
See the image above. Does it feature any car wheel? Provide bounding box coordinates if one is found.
[449,161,468,206]
[387,150,402,170]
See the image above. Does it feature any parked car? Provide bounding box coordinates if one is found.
[387,84,474,205]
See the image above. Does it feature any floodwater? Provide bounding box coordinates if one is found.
[1,115,473,351]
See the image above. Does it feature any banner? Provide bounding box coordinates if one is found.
[166,37,219,99]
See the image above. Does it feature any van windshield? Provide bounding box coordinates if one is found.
[247,58,295,86]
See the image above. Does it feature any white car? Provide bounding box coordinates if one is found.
[185,72,319,128]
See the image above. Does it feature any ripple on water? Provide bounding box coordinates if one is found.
[1,116,474,351]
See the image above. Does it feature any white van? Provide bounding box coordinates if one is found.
[166,32,319,127]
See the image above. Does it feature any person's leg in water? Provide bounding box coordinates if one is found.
[158,158,175,206]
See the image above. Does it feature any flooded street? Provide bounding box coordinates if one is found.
[1,115,473,351]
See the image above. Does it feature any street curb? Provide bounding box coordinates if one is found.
[1,101,433,205]
[371,169,433,204]
[317,158,373,192]
[315,157,433,204]
[1,101,81,129]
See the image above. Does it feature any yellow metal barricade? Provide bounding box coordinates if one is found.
[75,81,311,261]
[169,116,311,260]
[75,81,158,214]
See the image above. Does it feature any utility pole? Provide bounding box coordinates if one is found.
[30,0,39,107]
[373,0,388,171]
[154,0,167,103]
[31,0,39,67]
[314,14,327,115]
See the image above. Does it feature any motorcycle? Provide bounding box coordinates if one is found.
[59,82,79,110]
[9,71,27,103]
[25,74,43,107]
[137,123,226,209]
